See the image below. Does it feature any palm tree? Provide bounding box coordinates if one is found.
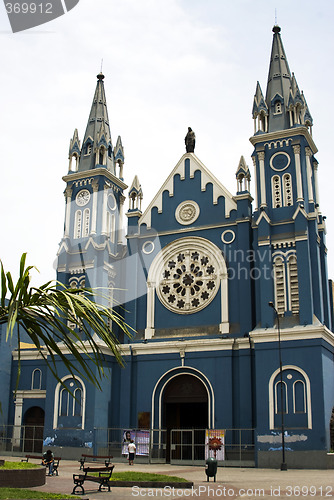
[0,253,132,390]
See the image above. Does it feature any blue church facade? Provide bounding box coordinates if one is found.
[2,26,334,468]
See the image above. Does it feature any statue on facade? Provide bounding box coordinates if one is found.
[185,127,195,153]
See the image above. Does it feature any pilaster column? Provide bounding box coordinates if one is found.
[145,282,155,339]
[293,145,304,202]
[219,272,229,334]
[257,151,267,208]
[101,185,109,235]
[13,397,23,447]
[64,187,72,237]
[305,147,314,203]
[118,194,125,244]
[90,180,99,235]
[119,161,124,180]
[252,156,258,210]
[313,161,321,211]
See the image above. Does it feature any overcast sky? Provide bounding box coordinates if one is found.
[1,0,334,286]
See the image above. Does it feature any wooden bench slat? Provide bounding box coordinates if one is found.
[72,464,114,495]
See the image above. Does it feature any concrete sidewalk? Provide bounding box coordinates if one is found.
[2,457,333,499]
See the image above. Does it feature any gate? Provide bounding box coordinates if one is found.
[170,428,255,466]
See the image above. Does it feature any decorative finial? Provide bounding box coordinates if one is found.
[97,72,105,81]
[185,127,195,153]
[273,25,281,34]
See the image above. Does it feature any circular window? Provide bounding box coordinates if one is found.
[107,192,116,211]
[157,246,220,314]
[270,152,290,171]
[221,230,235,244]
[142,241,155,255]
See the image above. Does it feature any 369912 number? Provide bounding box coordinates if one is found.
[285,485,333,497]
[5,3,53,14]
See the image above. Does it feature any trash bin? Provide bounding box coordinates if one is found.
[205,457,218,482]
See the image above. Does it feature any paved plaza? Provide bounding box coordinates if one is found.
[2,456,333,500]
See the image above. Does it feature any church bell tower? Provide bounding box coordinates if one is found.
[57,73,127,311]
[251,26,331,330]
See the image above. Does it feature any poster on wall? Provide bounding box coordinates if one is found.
[122,429,150,456]
[205,429,225,460]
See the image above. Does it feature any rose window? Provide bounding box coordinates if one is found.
[157,249,219,313]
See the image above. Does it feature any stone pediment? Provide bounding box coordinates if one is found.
[138,153,237,229]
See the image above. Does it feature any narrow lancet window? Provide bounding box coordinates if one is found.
[283,174,293,206]
[272,175,282,208]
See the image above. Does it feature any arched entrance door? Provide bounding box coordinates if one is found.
[23,406,45,453]
[163,374,208,462]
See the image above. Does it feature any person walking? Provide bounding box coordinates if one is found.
[127,439,136,466]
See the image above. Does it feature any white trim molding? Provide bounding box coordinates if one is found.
[268,365,312,430]
[53,375,86,430]
[151,366,215,431]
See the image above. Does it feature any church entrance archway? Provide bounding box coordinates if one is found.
[162,374,208,462]
[23,406,44,453]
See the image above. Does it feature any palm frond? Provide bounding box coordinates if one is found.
[0,253,134,390]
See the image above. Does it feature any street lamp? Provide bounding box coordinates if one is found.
[268,301,288,471]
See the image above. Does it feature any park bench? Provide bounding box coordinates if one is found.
[78,453,113,470]
[21,454,61,476]
[72,465,114,495]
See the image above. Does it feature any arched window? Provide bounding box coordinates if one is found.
[275,101,282,114]
[272,175,282,208]
[99,147,105,165]
[59,388,69,416]
[293,380,306,413]
[275,381,288,414]
[31,369,42,390]
[73,388,82,416]
[269,366,312,429]
[83,208,90,237]
[283,174,293,206]
[85,142,92,155]
[53,376,86,429]
[74,210,82,239]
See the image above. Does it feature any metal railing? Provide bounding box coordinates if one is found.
[0,425,44,454]
[0,425,255,466]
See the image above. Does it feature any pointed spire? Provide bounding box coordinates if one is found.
[236,156,250,193]
[253,25,313,134]
[252,82,269,134]
[128,175,143,212]
[78,73,114,173]
[68,129,81,171]
[265,25,292,131]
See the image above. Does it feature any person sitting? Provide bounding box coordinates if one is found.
[42,449,54,476]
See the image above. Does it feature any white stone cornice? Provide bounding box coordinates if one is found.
[249,126,318,154]
[233,193,254,203]
[63,168,128,191]
[126,221,238,239]
[250,324,334,347]
[125,338,235,356]
[14,390,46,399]
[12,348,47,361]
